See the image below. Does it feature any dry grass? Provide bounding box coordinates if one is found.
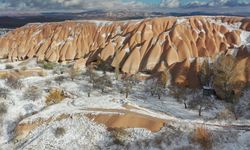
[108,128,130,145]
[192,126,212,150]
[46,90,65,105]
[216,108,235,120]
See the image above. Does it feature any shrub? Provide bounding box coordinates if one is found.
[0,88,9,99]
[53,65,66,75]
[54,76,66,85]
[0,103,7,116]
[96,59,113,74]
[215,108,235,120]
[5,76,23,89]
[20,66,27,71]
[5,64,14,69]
[188,92,212,116]
[108,128,130,145]
[23,86,42,101]
[46,90,65,105]
[120,75,139,98]
[54,127,66,138]
[40,61,57,70]
[192,127,212,150]
[68,67,80,81]
[150,79,166,99]
[94,74,113,93]
[169,86,188,109]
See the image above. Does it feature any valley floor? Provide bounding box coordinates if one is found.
[0,58,250,150]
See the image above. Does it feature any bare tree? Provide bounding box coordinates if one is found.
[96,59,112,75]
[188,91,212,116]
[5,76,23,89]
[23,86,42,101]
[0,103,7,117]
[121,75,139,98]
[0,88,9,99]
[94,74,113,93]
[68,67,80,81]
[169,86,188,109]
[54,76,66,85]
[82,65,99,97]
[150,80,166,99]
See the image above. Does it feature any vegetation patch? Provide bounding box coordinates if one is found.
[5,76,23,89]
[108,128,130,145]
[54,127,66,138]
[0,103,7,116]
[192,126,212,150]
[39,61,57,70]
[0,87,9,99]
[46,90,65,105]
[5,64,14,69]
[23,86,42,101]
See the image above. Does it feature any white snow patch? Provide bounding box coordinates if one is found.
[125,48,130,53]
[177,18,187,24]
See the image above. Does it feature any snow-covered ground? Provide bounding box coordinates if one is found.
[0,16,250,149]
[0,58,249,150]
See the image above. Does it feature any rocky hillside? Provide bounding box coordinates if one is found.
[0,16,249,87]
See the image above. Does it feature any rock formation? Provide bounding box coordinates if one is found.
[0,16,249,87]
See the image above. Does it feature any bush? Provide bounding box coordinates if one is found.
[68,67,80,81]
[94,74,113,93]
[120,75,139,98]
[5,76,23,89]
[5,64,14,69]
[0,103,7,116]
[54,127,66,138]
[108,128,130,145]
[40,61,57,70]
[53,65,66,75]
[169,86,188,109]
[23,86,42,101]
[192,127,212,150]
[0,88,9,99]
[150,80,166,99]
[20,66,27,71]
[46,90,65,105]
[54,76,66,85]
[215,108,235,120]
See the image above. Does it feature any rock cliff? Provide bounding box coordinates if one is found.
[0,16,249,86]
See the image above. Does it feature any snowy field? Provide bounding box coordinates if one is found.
[0,17,250,149]
[0,58,249,150]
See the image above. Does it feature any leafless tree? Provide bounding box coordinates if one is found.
[23,86,42,101]
[94,74,113,93]
[68,67,80,81]
[82,66,99,97]
[0,88,9,99]
[169,86,188,109]
[5,76,23,89]
[150,80,166,99]
[188,90,213,116]
[121,75,139,98]
[0,102,7,117]
[54,76,66,85]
